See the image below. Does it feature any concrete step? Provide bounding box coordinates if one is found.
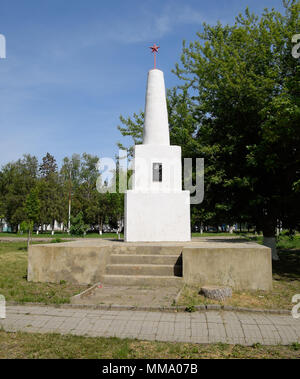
[112,246,183,256]
[102,274,183,287]
[110,254,182,265]
[106,264,182,277]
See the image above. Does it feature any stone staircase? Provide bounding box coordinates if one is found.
[102,245,183,286]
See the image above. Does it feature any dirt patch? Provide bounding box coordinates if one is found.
[71,284,180,307]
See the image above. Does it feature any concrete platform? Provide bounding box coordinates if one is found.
[28,237,272,290]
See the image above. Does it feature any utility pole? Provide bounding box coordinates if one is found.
[68,169,72,233]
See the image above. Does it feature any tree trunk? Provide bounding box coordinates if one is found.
[27,228,31,251]
[262,215,279,261]
[68,196,71,234]
[117,218,122,240]
[98,217,103,235]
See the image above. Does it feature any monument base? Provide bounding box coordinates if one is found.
[124,190,191,242]
[28,238,272,291]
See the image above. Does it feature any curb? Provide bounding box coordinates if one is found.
[6,301,291,315]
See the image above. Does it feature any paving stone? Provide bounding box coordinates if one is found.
[258,324,282,344]
[275,325,297,344]
[242,324,264,344]
[208,322,226,338]
[237,314,257,325]
[290,325,300,340]
[191,313,206,323]
[222,311,240,323]
[161,313,176,322]
[144,313,162,321]
[265,315,293,326]
[191,324,208,338]
[190,336,209,344]
[206,312,223,324]
[225,323,244,340]
[2,305,299,346]
[126,312,148,321]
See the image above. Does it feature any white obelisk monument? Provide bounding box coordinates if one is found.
[124,45,191,242]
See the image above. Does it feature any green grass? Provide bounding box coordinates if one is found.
[0,330,299,359]
[0,231,261,239]
[0,241,87,304]
[178,235,300,310]
[0,232,123,239]
[191,232,257,237]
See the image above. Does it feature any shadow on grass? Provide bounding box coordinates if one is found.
[196,238,250,243]
[273,249,300,281]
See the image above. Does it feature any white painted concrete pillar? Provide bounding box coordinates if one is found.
[143,69,170,145]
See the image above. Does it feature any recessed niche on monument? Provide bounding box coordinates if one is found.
[153,163,162,182]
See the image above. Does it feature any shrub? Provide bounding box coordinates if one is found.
[69,212,88,236]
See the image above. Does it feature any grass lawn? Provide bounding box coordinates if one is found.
[177,235,300,310]
[0,330,299,359]
[0,241,87,304]
[0,230,265,239]
[0,232,123,239]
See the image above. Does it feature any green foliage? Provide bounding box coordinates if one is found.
[51,238,63,244]
[0,155,38,229]
[25,188,40,224]
[20,220,33,234]
[39,152,58,178]
[185,305,196,313]
[117,112,144,156]
[174,0,300,236]
[290,342,300,351]
[69,212,88,236]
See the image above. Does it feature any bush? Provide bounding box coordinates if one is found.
[279,230,296,241]
[69,212,88,236]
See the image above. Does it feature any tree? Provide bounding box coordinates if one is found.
[23,187,40,250]
[37,153,64,234]
[39,152,58,178]
[174,0,300,259]
[117,112,144,157]
[70,153,103,234]
[95,192,111,235]
[60,154,81,231]
[0,155,38,231]
[69,211,87,236]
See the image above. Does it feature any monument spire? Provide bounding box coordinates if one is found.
[143,67,170,145]
[149,43,160,69]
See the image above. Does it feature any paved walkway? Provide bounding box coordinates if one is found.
[1,305,299,346]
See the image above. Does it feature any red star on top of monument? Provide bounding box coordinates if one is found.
[149,43,160,68]
[149,43,160,53]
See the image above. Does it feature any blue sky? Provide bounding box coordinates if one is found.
[0,0,285,167]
